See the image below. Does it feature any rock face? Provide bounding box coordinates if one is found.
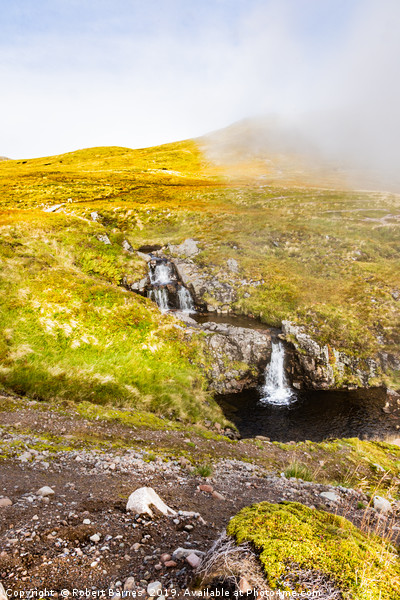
[186,321,272,394]
[173,259,236,312]
[282,320,380,390]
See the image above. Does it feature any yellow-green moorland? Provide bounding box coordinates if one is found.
[0,135,399,418]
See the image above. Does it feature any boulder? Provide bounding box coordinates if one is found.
[122,240,134,253]
[174,239,200,257]
[126,487,176,517]
[320,491,340,503]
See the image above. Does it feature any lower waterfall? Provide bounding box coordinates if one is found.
[260,340,295,405]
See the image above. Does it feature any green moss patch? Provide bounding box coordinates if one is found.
[227,501,400,599]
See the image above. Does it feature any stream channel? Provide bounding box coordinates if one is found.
[142,255,399,442]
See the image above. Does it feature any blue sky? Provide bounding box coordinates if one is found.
[0,0,398,160]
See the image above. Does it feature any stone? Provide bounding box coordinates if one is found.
[172,547,205,560]
[83,518,91,525]
[373,496,392,514]
[227,258,239,273]
[97,234,111,245]
[199,484,213,493]
[90,211,99,221]
[37,486,55,497]
[164,560,177,568]
[43,204,64,213]
[175,239,200,257]
[19,451,32,462]
[147,581,162,597]
[211,491,225,501]
[124,577,135,591]
[122,240,134,253]
[126,487,176,517]
[320,491,340,502]
[0,497,12,508]
[186,552,202,568]
[90,534,101,543]
[160,553,171,562]
[0,582,6,600]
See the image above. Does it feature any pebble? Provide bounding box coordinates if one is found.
[147,581,162,597]
[212,491,225,501]
[83,519,91,525]
[124,577,135,591]
[90,534,101,543]
[199,484,213,493]
[160,553,171,562]
[186,552,202,569]
[0,498,12,508]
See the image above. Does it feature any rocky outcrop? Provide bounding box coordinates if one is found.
[184,319,272,394]
[173,259,237,312]
[282,320,380,390]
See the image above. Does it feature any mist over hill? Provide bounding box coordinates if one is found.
[200,116,400,192]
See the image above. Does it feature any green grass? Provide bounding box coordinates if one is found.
[284,461,313,481]
[0,136,399,415]
[227,501,400,598]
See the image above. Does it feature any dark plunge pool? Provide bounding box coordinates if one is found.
[217,387,400,442]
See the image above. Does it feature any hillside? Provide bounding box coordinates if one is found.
[1,124,400,596]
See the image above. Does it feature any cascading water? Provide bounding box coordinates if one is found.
[146,257,196,313]
[260,340,295,406]
[177,285,195,313]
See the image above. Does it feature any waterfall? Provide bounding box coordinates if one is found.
[260,341,295,406]
[148,288,169,312]
[177,286,195,313]
[146,258,195,313]
[149,262,173,285]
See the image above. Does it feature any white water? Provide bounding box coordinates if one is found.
[150,263,173,285]
[260,341,295,406]
[177,286,195,313]
[148,288,169,312]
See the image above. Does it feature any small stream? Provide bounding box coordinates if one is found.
[144,258,399,442]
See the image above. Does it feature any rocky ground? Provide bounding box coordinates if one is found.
[1,393,400,598]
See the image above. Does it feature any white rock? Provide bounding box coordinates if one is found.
[19,452,32,462]
[90,533,101,543]
[0,582,6,600]
[320,491,340,503]
[97,234,111,245]
[126,487,176,517]
[373,496,392,514]
[37,486,55,497]
[90,211,99,221]
[83,518,91,525]
[147,581,162,597]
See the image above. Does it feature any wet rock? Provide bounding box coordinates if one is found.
[283,320,379,389]
[188,322,271,394]
[373,496,392,514]
[126,487,176,517]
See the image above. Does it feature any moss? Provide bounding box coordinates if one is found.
[227,501,400,599]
